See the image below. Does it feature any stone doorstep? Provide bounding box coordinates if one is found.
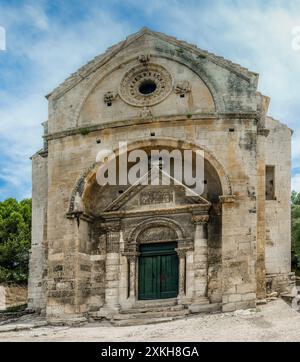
[113,308,189,321]
[107,301,222,326]
[120,304,184,314]
[89,300,223,326]
[112,316,178,327]
[111,305,223,327]
[88,304,185,320]
[134,298,178,309]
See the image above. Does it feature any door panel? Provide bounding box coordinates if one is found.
[139,255,160,300]
[138,243,178,300]
[160,253,179,299]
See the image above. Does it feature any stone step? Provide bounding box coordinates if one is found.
[134,298,177,309]
[189,302,221,314]
[280,286,300,305]
[281,293,299,302]
[113,308,189,321]
[112,317,173,327]
[112,314,187,327]
[120,304,184,314]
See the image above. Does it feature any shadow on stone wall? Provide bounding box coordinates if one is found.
[0,284,27,311]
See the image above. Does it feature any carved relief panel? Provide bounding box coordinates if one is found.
[137,226,177,243]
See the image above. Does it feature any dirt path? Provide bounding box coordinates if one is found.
[0,299,299,342]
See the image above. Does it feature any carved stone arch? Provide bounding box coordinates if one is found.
[67,137,232,214]
[74,52,224,127]
[67,162,97,214]
[127,217,186,244]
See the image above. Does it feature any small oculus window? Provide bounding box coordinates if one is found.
[139,80,157,95]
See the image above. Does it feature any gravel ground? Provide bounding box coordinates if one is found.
[0,299,299,342]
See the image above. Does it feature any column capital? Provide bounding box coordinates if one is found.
[103,221,121,253]
[101,219,121,232]
[191,214,209,225]
[123,252,140,262]
[175,247,192,258]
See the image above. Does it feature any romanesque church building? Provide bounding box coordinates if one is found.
[28,28,293,324]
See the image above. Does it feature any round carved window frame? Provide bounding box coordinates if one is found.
[119,63,173,107]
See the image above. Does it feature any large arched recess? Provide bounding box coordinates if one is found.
[68,138,232,215]
[68,138,230,304]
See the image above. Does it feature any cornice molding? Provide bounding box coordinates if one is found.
[44,112,258,141]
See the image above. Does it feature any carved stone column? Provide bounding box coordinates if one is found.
[127,253,139,301]
[191,214,209,304]
[99,221,121,318]
[176,248,187,303]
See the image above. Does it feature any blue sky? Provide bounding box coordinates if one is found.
[0,0,300,200]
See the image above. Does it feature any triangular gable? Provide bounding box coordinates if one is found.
[104,165,210,213]
[47,27,258,101]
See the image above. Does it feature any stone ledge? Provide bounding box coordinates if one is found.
[44,112,259,141]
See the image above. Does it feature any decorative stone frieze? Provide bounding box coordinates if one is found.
[191,214,209,224]
[140,190,173,205]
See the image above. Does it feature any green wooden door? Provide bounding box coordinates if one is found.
[138,243,178,300]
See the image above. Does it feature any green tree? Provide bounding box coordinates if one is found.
[291,191,300,273]
[0,198,31,284]
[292,190,300,205]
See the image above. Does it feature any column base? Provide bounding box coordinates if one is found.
[177,295,191,305]
[98,305,120,319]
[121,297,136,310]
[191,297,210,306]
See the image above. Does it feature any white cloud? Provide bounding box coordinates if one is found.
[24,3,49,31]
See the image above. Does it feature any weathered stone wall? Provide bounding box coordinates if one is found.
[28,153,48,312]
[43,113,258,318]
[0,285,27,310]
[265,116,293,293]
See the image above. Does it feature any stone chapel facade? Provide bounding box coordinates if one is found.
[28,28,294,324]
